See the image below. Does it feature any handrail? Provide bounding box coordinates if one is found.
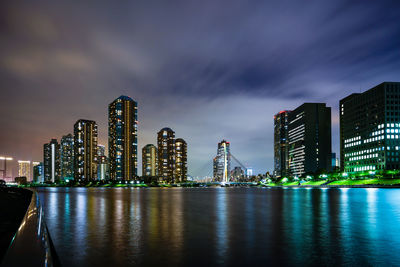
[1,190,60,266]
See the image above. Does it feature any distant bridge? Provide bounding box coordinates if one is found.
[190,152,251,182]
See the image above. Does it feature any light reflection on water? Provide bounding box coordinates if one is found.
[36,187,400,266]
[215,188,227,264]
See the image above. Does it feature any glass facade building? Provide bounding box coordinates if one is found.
[108,96,138,180]
[288,103,332,177]
[60,133,74,181]
[340,82,400,173]
[74,119,98,180]
[97,156,108,180]
[44,139,60,183]
[273,110,291,178]
[213,140,231,182]
[33,161,43,183]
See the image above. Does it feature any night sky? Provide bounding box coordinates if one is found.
[1,0,400,177]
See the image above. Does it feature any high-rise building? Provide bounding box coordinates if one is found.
[340,82,400,173]
[213,157,218,179]
[0,156,13,181]
[108,96,138,180]
[74,119,98,180]
[18,160,31,181]
[98,144,106,157]
[288,103,331,177]
[246,167,253,177]
[44,139,60,183]
[274,110,291,178]
[60,133,74,181]
[97,156,108,180]
[331,153,340,171]
[142,144,158,177]
[232,166,244,181]
[157,128,175,183]
[33,161,44,183]
[174,138,187,182]
[214,140,231,182]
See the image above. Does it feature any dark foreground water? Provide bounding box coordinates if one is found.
[37,187,400,266]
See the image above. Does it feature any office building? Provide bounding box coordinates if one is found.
[288,103,331,177]
[18,160,31,181]
[44,139,60,183]
[340,82,400,172]
[214,140,231,182]
[331,153,340,171]
[60,134,74,181]
[97,156,108,180]
[74,119,98,180]
[142,144,158,177]
[274,110,291,178]
[174,138,187,182]
[108,96,138,180]
[33,162,44,183]
[213,157,218,179]
[0,156,13,182]
[157,128,175,183]
[246,167,253,177]
[98,144,106,157]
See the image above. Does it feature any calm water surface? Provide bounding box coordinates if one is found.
[36,187,400,266]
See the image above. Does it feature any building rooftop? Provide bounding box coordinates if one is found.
[117,95,134,101]
[159,127,174,133]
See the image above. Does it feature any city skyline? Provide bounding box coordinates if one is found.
[1,1,400,176]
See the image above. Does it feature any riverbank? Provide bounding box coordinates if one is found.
[13,178,400,189]
[264,178,400,188]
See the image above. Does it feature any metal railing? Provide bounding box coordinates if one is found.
[1,190,60,266]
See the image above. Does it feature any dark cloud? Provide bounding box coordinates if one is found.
[1,0,400,176]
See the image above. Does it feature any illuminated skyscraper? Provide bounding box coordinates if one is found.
[98,144,106,157]
[97,156,108,180]
[174,138,187,182]
[274,110,291,178]
[108,96,138,180]
[157,128,175,183]
[18,160,31,181]
[288,103,331,177]
[44,139,60,183]
[214,140,231,182]
[33,161,43,183]
[142,144,158,177]
[213,157,218,178]
[60,133,74,181]
[74,119,98,180]
[340,82,400,173]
